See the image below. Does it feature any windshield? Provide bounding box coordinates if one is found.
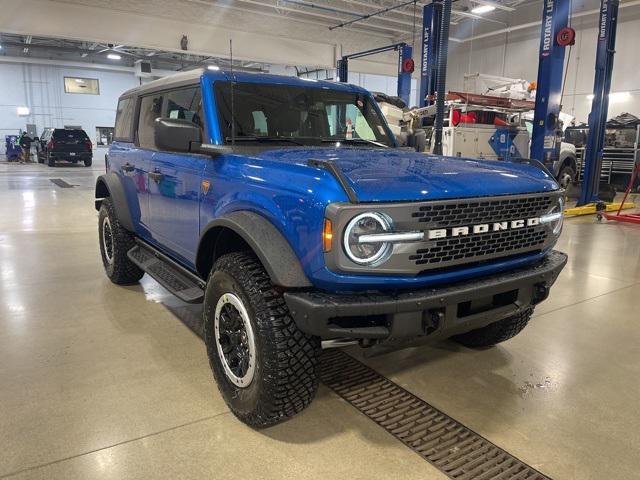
[215,82,394,147]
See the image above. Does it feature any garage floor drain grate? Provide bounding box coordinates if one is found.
[49,178,75,188]
[320,350,551,480]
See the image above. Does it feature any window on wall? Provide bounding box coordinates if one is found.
[64,77,100,95]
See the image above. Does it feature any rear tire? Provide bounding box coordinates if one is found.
[204,252,320,428]
[98,198,144,285]
[47,154,55,167]
[557,165,575,189]
[452,307,533,348]
[84,158,92,167]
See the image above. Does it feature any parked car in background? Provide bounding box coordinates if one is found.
[37,128,93,167]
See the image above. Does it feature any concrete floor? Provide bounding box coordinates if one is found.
[1,154,639,479]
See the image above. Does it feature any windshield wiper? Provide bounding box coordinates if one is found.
[321,137,389,148]
[225,136,304,146]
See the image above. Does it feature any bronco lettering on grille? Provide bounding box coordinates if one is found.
[427,217,541,240]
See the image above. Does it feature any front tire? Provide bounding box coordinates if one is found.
[452,307,533,348]
[98,198,144,284]
[204,252,320,428]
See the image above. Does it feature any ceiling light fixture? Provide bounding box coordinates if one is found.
[107,53,122,60]
[471,4,496,14]
[207,65,220,71]
[17,106,30,116]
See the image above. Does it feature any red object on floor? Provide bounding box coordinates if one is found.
[603,161,640,225]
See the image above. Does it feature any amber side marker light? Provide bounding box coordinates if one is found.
[323,219,333,252]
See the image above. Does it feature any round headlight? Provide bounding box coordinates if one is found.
[540,196,564,235]
[343,212,392,265]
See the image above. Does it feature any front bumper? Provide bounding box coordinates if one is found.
[284,250,567,343]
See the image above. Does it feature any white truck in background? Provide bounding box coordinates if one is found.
[375,77,578,188]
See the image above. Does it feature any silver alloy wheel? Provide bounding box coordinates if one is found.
[102,216,114,265]
[214,293,257,388]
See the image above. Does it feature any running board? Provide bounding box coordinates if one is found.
[127,241,205,304]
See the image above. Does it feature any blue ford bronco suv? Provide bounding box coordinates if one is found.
[96,69,567,428]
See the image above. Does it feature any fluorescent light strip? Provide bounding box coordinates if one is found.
[471,5,496,14]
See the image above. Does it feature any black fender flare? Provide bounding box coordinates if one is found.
[197,211,312,288]
[94,172,136,232]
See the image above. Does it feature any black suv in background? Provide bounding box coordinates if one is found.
[37,128,93,167]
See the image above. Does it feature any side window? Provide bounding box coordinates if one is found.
[165,87,202,127]
[251,111,268,136]
[114,97,135,142]
[325,105,338,136]
[346,104,376,140]
[137,94,163,150]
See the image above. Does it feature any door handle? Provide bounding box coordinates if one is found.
[149,171,164,183]
[121,163,135,172]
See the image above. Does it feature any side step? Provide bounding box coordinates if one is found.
[127,241,206,304]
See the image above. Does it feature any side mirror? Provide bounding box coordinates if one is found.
[154,117,201,153]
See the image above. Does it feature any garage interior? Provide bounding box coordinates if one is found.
[1,0,640,479]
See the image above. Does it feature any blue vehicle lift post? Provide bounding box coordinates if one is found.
[337,43,414,106]
[577,0,620,206]
[418,1,442,109]
[530,0,573,170]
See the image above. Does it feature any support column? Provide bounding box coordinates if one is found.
[530,0,572,168]
[578,0,620,205]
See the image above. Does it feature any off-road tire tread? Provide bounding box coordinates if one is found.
[204,252,320,428]
[452,307,534,348]
[99,198,144,285]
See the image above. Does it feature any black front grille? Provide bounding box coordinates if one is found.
[410,226,548,266]
[411,195,554,229]
[407,194,556,269]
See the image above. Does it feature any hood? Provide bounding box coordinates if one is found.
[252,147,559,202]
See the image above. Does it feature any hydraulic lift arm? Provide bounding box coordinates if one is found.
[338,43,414,106]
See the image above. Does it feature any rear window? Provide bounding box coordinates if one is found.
[114,97,136,142]
[53,129,89,140]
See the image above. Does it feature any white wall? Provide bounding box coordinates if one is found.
[447,7,640,123]
[348,73,419,107]
[0,62,139,147]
